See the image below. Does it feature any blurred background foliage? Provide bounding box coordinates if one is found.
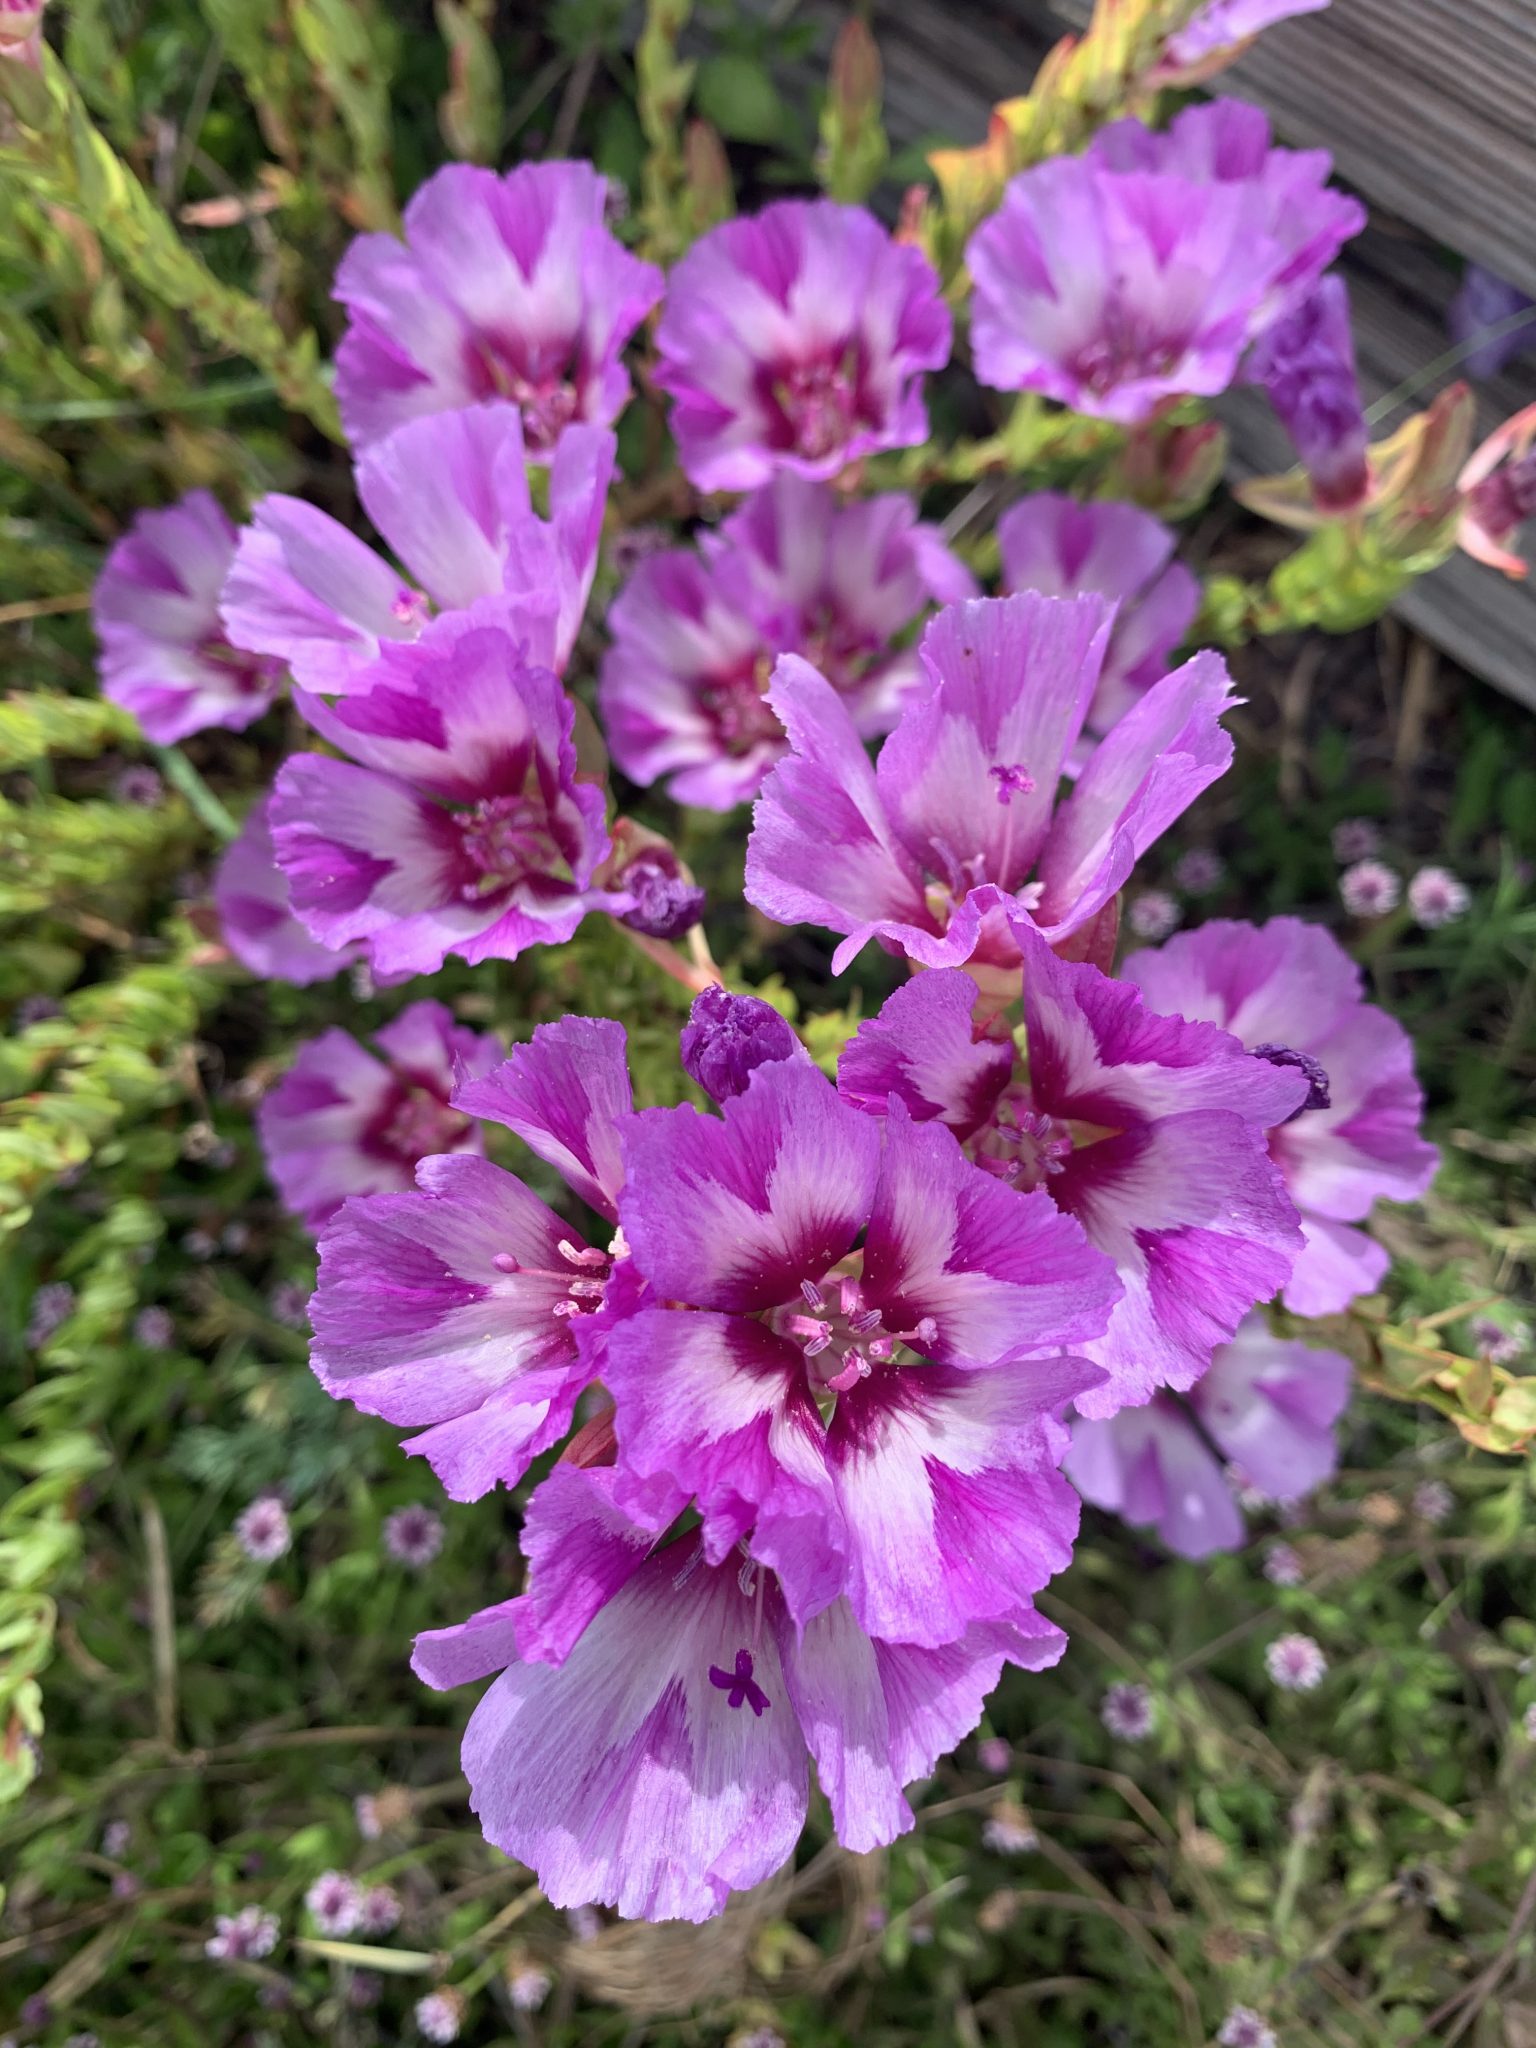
[1,1,1534,2043]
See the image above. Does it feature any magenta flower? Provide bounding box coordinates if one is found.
[93,491,284,743]
[223,406,612,695]
[309,1018,634,1502]
[998,494,1198,742]
[270,609,620,978]
[1164,0,1328,70]
[653,198,951,491]
[746,593,1238,979]
[967,100,1363,423]
[1125,917,1438,1314]
[604,1050,1120,1639]
[1246,274,1368,511]
[413,1463,1067,1922]
[836,934,1303,1415]
[1066,1316,1350,1557]
[214,798,366,987]
[258,1001,500,1229]
[599,474,974,808]
[333,160,662,455]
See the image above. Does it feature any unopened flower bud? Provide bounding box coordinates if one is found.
[679,986,800,1104]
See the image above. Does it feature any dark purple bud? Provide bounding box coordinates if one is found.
[680,986,799,1103]
[1467,448,1536,546]
[1253,1043,1331,1118]
[1248,275,1368,511]
[618,855,706,940]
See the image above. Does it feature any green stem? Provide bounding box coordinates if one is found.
[153,746,239,842]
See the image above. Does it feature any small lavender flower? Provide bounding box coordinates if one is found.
[415,1987,466,2043]
[384,1504,445,1571]
[1173,848,1225,895]
[982,1808,1039,1855]
[102,1819,131,1857]
[1524,1702,1536,1741]
[205,1905,280,1962]
[14,993,62,1028]
[112,1871,141,1899]
[1331,817,1380,863]
[1263,1542,1304,1587]
[508,1965,551,2012]
[736,2032,787,2048]
[269,1281,311,1330]
[1266,1632,1328,1691]
[19,1997,50,2030]
[1218,2008,1278,2048]
[354,1793,382,1841]
[26,1281,75,1348]
[112,765,164,807]
[1101,1681,1157,1740]
[1412,1479,1454,1526]
[348,1971,383,2010]
[182,1228,217,1261]
[1340,859,1400,918]
[235,1496,292,1565]
[1472,1315,1528,1365]
[1128,890,1182,941]
[1407,865,1470,929]
[132,1306,174,1350]
[305,1869,364,1937]
[978,1736,1011,1774]
[566,1904,602,1942]
[359,1884,401,1936]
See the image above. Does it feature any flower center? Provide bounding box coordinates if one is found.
[699,655,783,757]
[465,337,580,450]
[458,793,564,900]
[779,1273,937,1394]
[391,585,431,628]
[775,351,860,461]
[375,1083,468,1165]
[974,1094,1075,1192]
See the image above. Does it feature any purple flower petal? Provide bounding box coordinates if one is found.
[214,797,360,985]
[1190,1315,1350,1500]
[1067,1398,1244,1558]
[837,970,1013,1140]
[454,1016,632,1222]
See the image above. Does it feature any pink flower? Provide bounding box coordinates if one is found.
[93,492,284,744]
[1264,1542,1304,1586]
[1125,917,1438,1315]
[599,474,974,809]
[1412,1479,1453,1526]
[1100,1682,1156,1740]
[305,1870,363,1937]
[359,1884,401,1936]
[1174,848,1225,895]
[998,494,1199,745]
[983,1809,1038,1854]
[257,1001,502,1230]
[205,1905,280,1962]
[1471,1315,1527,1365]
[508,1967,550,2012]
[414,1988,465,2043]
[1407,865,1470,929]
[333,162,662,455]
[1457,400,1536,577]
[977,1735,1011,1773]
[1218,2008,1278,2048]
[968,100,1362,424]
[1339,859,1401,917]
[385,1504,446,1570]
[653,198,951,491]
[1265,1631,1327,1690]
[235,1497,291,1564]
[1128,890,1181,941]
[1330,817,1380,863]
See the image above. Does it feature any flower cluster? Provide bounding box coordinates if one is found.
[88,79,1444,1933]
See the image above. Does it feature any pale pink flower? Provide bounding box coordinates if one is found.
[1407,866,1470,929]
[305,1869,363,1937]
[1218,2008,1278,2048]
[1339,859,1400,917]
[1330,818,1379,863]
[1128,889,1182,941]
[1266,1632,1327,1691]
[1263,1542,1304,1587]
[1100,1682,1157,1740]
[235,1496,291,1565]
[415,1988,465,2042]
